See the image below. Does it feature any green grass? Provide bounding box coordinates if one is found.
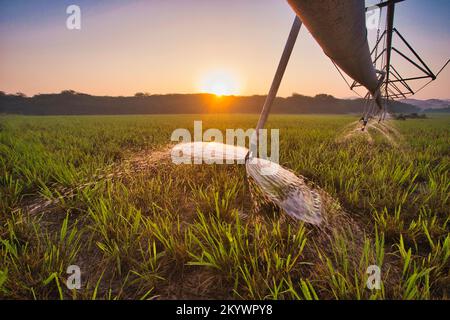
[0,114,449,300]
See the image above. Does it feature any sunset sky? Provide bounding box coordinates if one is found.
[1,0,449,99]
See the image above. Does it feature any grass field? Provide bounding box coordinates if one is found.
[0,114,449,300]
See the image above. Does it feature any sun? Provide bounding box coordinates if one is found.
[199,70,241,96]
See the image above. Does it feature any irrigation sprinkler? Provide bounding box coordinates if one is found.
[243,16,323,225]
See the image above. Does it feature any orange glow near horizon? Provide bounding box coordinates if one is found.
[199,70,241,97]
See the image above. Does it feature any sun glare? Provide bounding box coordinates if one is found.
[199,70,241,96]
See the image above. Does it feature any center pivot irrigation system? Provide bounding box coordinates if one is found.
[179,0,448,225]
[239,0,448,224]
[353,0,450,124]
[253,0,449,136]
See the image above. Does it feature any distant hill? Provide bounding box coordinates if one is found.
[0,91,419,115]
[423,107,450,113]
[400,98,450,110]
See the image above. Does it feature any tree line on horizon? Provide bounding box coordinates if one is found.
[0,90,421,115]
